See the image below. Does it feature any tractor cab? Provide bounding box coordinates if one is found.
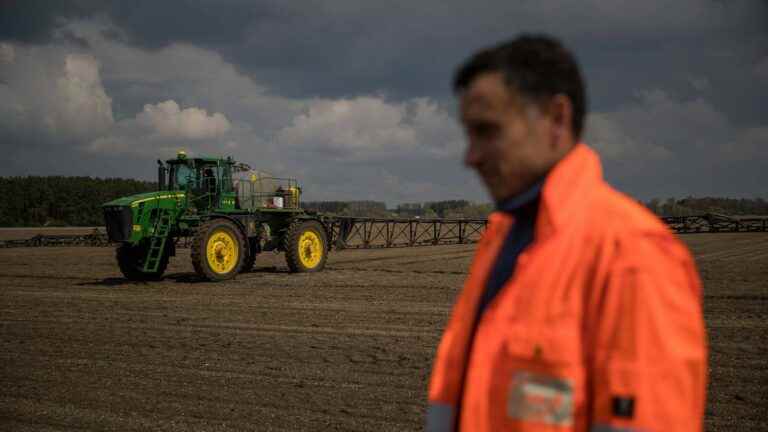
[160,151,236,211]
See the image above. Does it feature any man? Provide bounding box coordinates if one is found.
[203,167,217,193]
[426,35,707,432]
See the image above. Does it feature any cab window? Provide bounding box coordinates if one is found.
[170,164,193,189]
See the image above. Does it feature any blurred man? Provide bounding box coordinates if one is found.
[426,35,707,432]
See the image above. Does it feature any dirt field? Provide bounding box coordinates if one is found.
[1,233,766,431]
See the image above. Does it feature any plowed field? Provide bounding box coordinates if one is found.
[1,233,766,431]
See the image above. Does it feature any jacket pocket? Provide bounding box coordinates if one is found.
[490,327,584,431]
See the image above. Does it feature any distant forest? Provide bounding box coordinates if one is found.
[0,176,766,226]
[301,200,494,219]
[644,197,768,217]
[0,177,157,227]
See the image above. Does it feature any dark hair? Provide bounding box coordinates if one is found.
[454,34,587,139]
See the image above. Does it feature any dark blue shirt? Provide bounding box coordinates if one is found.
[475,180,543,317]
[452,180,544,428]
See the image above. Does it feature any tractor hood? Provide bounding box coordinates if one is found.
[103,191,186,208]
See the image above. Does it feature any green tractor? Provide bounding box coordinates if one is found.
[102,151,330,281]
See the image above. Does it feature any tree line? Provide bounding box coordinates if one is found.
[1,176,765,226]
[302,200,494,218]
[315,197,768,219]
[0,176,157,227]
[644,197,768,217]
[301,201,390,217]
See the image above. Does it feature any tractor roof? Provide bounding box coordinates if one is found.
[167,151,234,165]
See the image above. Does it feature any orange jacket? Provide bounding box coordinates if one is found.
[427,144,707,432]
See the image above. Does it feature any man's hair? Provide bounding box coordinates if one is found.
[454,34,587,139]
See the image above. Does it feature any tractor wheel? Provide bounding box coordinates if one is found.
[191,218,246,281]
[284,220,328,273]
[242,241,258,273]
[116,242,169,281]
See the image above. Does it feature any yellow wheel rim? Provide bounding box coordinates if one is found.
[206,229,239,274]
[298,230,323,269]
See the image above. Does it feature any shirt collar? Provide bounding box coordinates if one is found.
[495,178,544,214]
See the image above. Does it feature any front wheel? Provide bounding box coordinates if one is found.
[191,219,246,281]
[284,220,328,273]
[116,242,168,281]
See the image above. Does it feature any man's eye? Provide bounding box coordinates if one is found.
[469,123,499,139]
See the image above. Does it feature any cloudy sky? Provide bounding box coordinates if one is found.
[1,0,766,205]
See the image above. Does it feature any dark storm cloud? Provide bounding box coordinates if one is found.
[102,1,279,49]
[0,0,98,43]
[0,0,277,48]
[4,1,767,103]
[81,1,768,104]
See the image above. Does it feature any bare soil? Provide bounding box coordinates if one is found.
[0,233,766,431]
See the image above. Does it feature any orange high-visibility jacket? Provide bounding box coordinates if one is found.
[427,144,707,432]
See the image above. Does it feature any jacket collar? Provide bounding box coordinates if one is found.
[486,143,603,240]
[535,142,603,240]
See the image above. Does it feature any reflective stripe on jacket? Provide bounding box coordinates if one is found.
[427,143,707,432]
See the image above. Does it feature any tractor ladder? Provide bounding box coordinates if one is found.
[143,210,172,272]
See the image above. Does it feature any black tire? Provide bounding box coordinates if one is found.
[284,220,328,273]
[242,241,257,273]
[191,218,246,281]
[116,242,169,281]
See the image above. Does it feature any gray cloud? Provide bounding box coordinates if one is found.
[0,22,473,204]
[586,89,767,199]
[0,1,766,204]
[0,43,113,174]
[14,1,764,102]
[0,0,99,43]
[276,96,462,162]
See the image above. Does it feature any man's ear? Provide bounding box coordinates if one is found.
[547,94,573,149]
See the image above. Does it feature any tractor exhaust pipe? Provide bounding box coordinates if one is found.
[157,160,166,191]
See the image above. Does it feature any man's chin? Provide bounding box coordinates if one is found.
[488,185,527,203]
[480,177,518,202]
[487,188,511,204]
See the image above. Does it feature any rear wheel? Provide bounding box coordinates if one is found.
[116,242,169,281]
[284,220,328,273]
[191,219,246,281]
